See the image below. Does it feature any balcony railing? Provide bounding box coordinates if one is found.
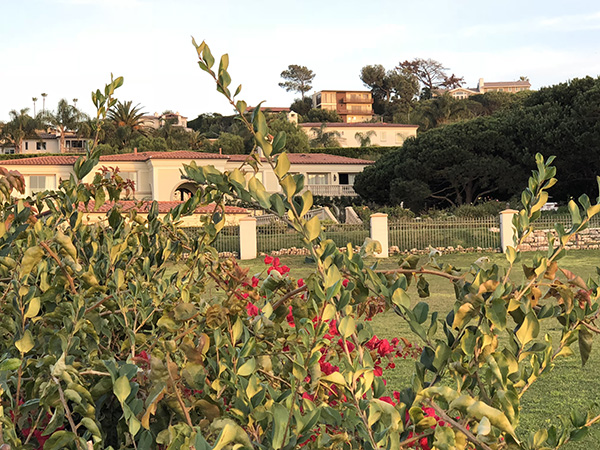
[301,184,358,197]
[341,96,373,104]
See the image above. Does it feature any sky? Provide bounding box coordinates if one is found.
[1,0,600,122]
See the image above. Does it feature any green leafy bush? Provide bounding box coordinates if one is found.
[0,42,599,450]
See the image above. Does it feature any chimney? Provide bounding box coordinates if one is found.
[133,147,138,154]
[478,78,484,92]
[219,147,222,155]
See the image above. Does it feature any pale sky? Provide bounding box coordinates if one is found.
[1,0,599,122]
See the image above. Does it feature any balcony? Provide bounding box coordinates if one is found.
[302,184,358,197]
[341,96,373,104]
[337,107,373,115]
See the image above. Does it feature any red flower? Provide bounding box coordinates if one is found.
[374,366,383,376]
[264,255,274,264]
[246,302,259,317]
[342,279,349,287]
[298,278,305,287]
[379,396,395,406]
[251,276,260,287]
[287,306,295,327]
[302,392,314,401]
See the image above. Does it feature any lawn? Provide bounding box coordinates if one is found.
[238,250,600,449]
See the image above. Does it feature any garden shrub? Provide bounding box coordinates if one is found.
[0,42,599,450]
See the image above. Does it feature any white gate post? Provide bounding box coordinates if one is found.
[370,213,389,258]
[499,209,518,253]
[239,217,257,260]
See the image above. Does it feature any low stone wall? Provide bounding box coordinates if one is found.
[520,228,600,252]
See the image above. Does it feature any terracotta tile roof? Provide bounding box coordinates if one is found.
[0,155,78,165]
[246,107,291,113]
[78,200,248,214]
[299,122,418,129]
[228,153,373,165]
[483,80,531,87]
[0,151,228,165]
[99,150,228,161]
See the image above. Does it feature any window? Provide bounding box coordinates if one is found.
[381,132,387,142]
[338,173,356,185]
[36,142,46,150]
[395,133,404,144]
[25,142,29,151]
[29,176,52,193]
[66,140,84,149]
[307,173,328,185]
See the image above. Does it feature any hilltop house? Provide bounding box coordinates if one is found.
[140,111,191,131]
[1,131,89,155]
[300,122,418,148]
[0,150,372,222]
[439,78,531,99]
[312,90,374,123]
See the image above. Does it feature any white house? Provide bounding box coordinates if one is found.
[0,150,372,221]
[1,131,89,155]
[300,122,418,148]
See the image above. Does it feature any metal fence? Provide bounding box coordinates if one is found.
[183,226,241,254]
[256,221,369,253]
[389,217,501,251]
[529,214,600,230]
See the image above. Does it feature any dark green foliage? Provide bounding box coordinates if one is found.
[290,97,312,116]
[303,108,343,123]
[356,77,600,210]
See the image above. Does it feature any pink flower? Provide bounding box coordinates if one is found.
[246,302,259,317]
[287,306,295,327]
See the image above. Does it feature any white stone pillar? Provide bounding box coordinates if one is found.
[500,209,519,252]
[370,213,389,258]
[238,217,257,260]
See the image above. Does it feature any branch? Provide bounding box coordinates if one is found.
[53,376,82,450]
[426,400,494,450]
[272,285,308,310]
[375,267,462,282]
[40,241,77,294]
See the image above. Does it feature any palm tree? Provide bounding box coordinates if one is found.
[41,93,48,114]
[32,97,38,116]
[309,123,341,148]
[0,109,40,154]
[355,130,376,147]
[73,98,78,108]
[413,94,471,130]
[108,101,147,149]
[41,99,86,153]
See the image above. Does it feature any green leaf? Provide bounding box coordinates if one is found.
[248,176,271,209]
[114,375,131,404]
[568,199,582,226]
[24,297,41,319]
[579,325,593,366]
[391,288,410,309]
[433,426,456,450]
[271,403,289,450]
[43,431,77,450]
[338,316,356,339]
[19,246,44,279]
[515,312,539,346]
[15,330,34,354]
[305,216,321,241]
[237,358,256,377]
[274,152,290,178]
[0,358,21,371]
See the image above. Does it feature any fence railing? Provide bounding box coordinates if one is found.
[389,217,500,251]
[182,212,600,259]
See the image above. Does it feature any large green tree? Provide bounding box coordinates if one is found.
[107,100,147,149]
[355,76,600,209]
[278,64,315,99]
[397,58,463,99]
[41,99,87,153]
[0,108,40,154]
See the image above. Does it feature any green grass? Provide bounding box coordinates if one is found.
[239,250,600,448]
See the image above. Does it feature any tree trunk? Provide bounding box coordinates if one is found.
[59,127,66,154]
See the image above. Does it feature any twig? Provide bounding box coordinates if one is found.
[79,370,111,376]
[53,376,82,450]
[426,399,494,450]
[40,241,77,294]
[166,354,193,427]
[374,267,462,282]
[272,285,308,311]
[399,430,434,448]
